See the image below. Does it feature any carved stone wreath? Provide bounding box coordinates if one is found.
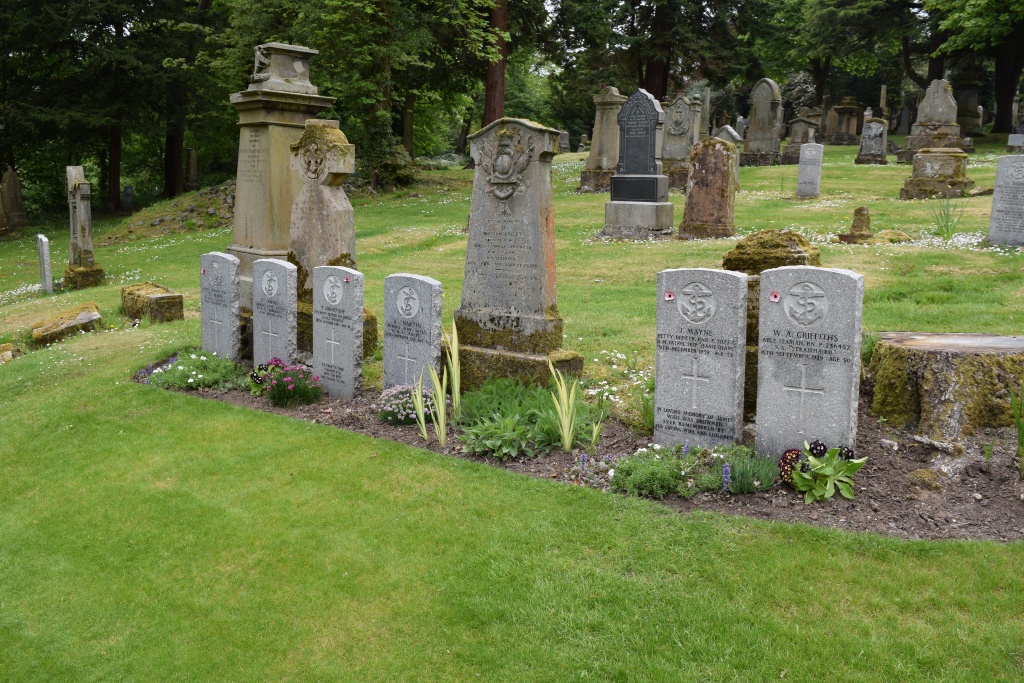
[480,127,534,215]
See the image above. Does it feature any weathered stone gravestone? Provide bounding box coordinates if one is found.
[558,130,570,152]
[252,258,297,366]
[855,117,888,164]
[838,206,874,244]
[602,89,673,238]
[121,283,184,323]
[740,78,782,166]
[987,156,1024,247]
[701,86,712,138]
[795,144,824,199]
[954,75,984,137]
[899,148,974,200]
[661,92,702,190]
[821,106,839,141]
[2,166,29,227]
[577,133,590,153]
[123,185,134,212]
[897,80,966,163]
[185,148,199,191]
[678,137,738,238]
[456,118,583,389]
[579,87,627,192]
[655,268,747,448]
[754,266,864,456]
[1006,134,1024,154]
[312,265,363,399]
[383,273,442,388]
[713,125,741,144]
[226,43,335,308]
[201,252,241,361]
[781,111,818,165]
[828,97,860,145]
[734,115,747,139]
[64,166,105,290]
[37,235,52,294]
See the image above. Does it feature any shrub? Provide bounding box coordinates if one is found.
[148,349,246,390]
[377,385,429,425]
[609,447,683,499]
[265,363,322,408]
[460,413,535,460]
[726,452,779,494]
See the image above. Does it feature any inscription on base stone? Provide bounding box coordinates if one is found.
[200,252,241,360]
[252,258,297,366]
[383,273,442,388]
[313,266,362,399]
[654,268,747,447]
[988,156,1024,246]
[754,266,863,456]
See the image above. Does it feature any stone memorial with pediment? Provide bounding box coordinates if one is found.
[602,89,673,238]
[740,78,782,167]
[456,118,583,389]
[829,97,860,145]
[252,258,297,366]
[796,143,824,199]
[64,166,105,290]
[755,266,863,456]
[579,87,627,192]
[201,252,241,361]
[855,117,888,164]
[655,268,747,448]
[781,110,818,165]
[383,273,442,389]
[312,265,363,399]
[897,80,967,163]
[987,156,1024,247]
[661,92,702,189]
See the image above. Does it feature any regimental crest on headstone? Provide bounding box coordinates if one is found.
[201,251,241,361]
[616,89,662,175]
[479,126,535,215]
[664,93,691,138]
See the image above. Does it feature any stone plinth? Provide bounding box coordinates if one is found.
[867,333,1024,442]
[121,282,184,323]
[899,148,974,200]
[31,303,102,345]
[579,87,627,192]
[678,137,738,238]
[740,78,782,167]
[226,43,336,308]
[855,117,888,164]
[829,98,860,145]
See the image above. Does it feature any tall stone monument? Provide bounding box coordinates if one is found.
[897,80,966,163]
[579,87,627,192]
[37,235,53,294]
[678,137,738,239]
[740,78,782,166]
[312,265,363,399]
[201,252,242,361]
[226,43,335,308]
[829,97,860,145]
[796,143,824,199]
[755,266,864,456]
[601,89,673,238]
[456,118,583,389]
[855,116,888,164]
[1,166,29,227]
[899,148,974,200]
[661,92,702,190]
[987,156,1024,247]
[64,166,105,290]
[780,110,818,165]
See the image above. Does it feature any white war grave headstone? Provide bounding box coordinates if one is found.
[987,156,1024,247]
[312,265,363,399]
[383,273,442,389]
[252,258,297,367]
[200,252,242,361]
[796,143,824,198]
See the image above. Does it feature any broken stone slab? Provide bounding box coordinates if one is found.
[121,282,184,323]
[30,303,102,345]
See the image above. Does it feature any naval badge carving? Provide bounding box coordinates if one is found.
[480,127,534,216]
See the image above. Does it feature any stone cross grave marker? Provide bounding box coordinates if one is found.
[312,265,363,399]
[252,258,297,366]
[37,234,52,294]
[754,266,864,456]
[383,273,442,388]
[66,166,94,267]
[796,143,824,198]
[988,156,1024,247]
[655,268,747,447]
[201,252,241,361]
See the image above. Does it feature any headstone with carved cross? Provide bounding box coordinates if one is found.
[63,166,105,290]
[288,119,357,299]
[655,268,748,448]
[383,273,442,389]
[201,252,242,361]
[987,156,1024,247]
[754,266,864,456]
[312,265,363,399]
[252,258,297,367]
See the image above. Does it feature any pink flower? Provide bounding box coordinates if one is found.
[288,384,295,391]
[271,380,277,385]
[312,376,320,382]
[283,376,292,382]
[769,291,781,302]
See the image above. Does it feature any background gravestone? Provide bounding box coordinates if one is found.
[602,89,673,238]
[2,166,29,227]
[1006,134,1024,154]
[655,268,747,448]
[678,137,738,239]
[781,111,817,165]
[123,185,134,212]
[740,78,782,166]
[896,79,966,163]
[313,265,363,399]
[558,130,570,152]
[579,87,627,192]
[185,148,199,191]
[899,148,974,200]
[37,235,52,294]
[796,143,824,198]
[456,118,583,389]
[252,258,297,366]
[829,97,860,145]
[661,92,701,190]
[64,166,105,290]
[855,117,888,164]
[201,252,241,361]
[987,156,1024,247]
[383,273,442,388]
[755,266,864,457]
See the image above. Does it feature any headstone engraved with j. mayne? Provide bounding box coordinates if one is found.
[579,86,628,192]
[987,156,1024,247]
[252,258,297,367]
[661,92,702,190]
[655,268,747,447]
[455,118,583,389]
[64,166,105,290]
[796,143,824,199]
[201,252,242,361]
[37,234,53,294]
[312,266,363,399]
[383,273,442,389]
[740,78,782,167]
[855,115,888,165]
[602,89,673,238]
[226,42,335,308]
[754,266,864,457]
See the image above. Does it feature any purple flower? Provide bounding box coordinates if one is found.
[722,463,731,491]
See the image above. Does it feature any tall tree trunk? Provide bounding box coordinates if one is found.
[810,56,831,107]
[402,90,416,158]
[163,124,184,198]
[482,0,507,127]
[107,120,122,211]
[641,0,674,100]
[992,25,1024,133]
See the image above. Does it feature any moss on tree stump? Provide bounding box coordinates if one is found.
[866,333,1024,442]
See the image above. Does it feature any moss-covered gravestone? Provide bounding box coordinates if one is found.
[63,166,105,290]
[31,303,102,345]
[721,230,821,421]
[455,118,583,389]
[121,282,184,323]
[899,148,974,200]
[678,137,738,239]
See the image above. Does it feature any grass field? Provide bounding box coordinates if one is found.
[1,137,1023,680]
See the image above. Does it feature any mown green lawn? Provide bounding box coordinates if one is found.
[1,136,1023,680]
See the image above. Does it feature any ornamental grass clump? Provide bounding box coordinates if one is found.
[265,361,322,408]
[725,452,778,494]
[147,349,246,390]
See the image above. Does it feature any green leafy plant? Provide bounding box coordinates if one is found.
[791,442,867,504]
[609,449,683,499]
[265,362,323,409]
[982,441,994,463]
[426,363,448,447]
[446,320,461,421]
[726,452,779,494]
[549,360,578,452]
[410,371,430,441]
[460,413,535,460]
[147,349,247,391]
[930,197,967,241]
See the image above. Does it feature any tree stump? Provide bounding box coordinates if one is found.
[866,333,1024,442]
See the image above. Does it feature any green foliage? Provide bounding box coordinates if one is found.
[548,360,579,452]
[266,363,323,409]
[148,349,245,391]
[930,198,967,241]
[609,449,683,499]
[861,331,880,366]
[460,413,535,461]
[727,452,780,494]
[791,443,867,504]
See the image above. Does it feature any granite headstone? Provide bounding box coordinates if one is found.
[123,185,134,212]
[987,156,1024,247]
[741,78,782,166]
[558,130,570,153]
[796,143,824,198]
[383,273,442,388]
[661,92,700,189]
[1006,134,1024,154]
[200,252,242,361]
[855,117,888,164]
[312,265,363,399]
[252,258,297,366]
[37,234,52,294]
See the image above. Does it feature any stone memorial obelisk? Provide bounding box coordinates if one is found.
[64,166,105,290]
[987,156,1024,247]
[226,43,335,308]
[601,89,673,238]
[456,118,583,389]
[740,78,782,166]
[579,86,627,192]
[2,166,29,227]
[896,80,967,163]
